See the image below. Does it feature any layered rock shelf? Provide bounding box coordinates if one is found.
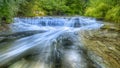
[80,23,120,68]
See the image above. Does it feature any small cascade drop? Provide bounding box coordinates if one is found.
[0,16,103,68]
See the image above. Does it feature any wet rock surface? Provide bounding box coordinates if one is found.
[0,30,46,42]
[0,32,97,68]
[0,17,118,68]
[80,23,120,68]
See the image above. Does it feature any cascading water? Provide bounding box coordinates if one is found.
[0,17,103,68]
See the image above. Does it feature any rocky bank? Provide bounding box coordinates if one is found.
[80,23,120,68]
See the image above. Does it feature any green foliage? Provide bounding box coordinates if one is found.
[39,0,69,15]
[65,0,86,15]
[17,0,45,17]
[105,6,120,23]
[0,0,87,22]
[39,0,86,15]
[0,0,25,23]
[85,2,111,18]
[85,0,120,23]
[0,0,119,24]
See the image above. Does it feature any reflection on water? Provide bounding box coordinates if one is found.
[0,17,103,68]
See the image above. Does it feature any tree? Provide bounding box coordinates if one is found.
[85,0,120,23]
[0,0,25,23]
[66,0,86,15]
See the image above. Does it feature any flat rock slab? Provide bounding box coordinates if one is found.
[80,23,120,68]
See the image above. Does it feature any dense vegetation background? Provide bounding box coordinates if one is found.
[0,0,120,24]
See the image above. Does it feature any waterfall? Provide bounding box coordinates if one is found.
[0,16,103,68]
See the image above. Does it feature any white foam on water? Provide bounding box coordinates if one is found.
[0,17,103,68]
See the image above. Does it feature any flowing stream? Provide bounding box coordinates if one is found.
[0,17,103,68]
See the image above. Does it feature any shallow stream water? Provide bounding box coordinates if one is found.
[0,16,103,68]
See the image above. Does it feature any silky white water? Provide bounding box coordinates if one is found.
[0,17,103,68]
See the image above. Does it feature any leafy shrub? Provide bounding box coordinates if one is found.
[105,6,120,23]
[85,0,120,23]
[0,0,25,23]
[17,0,45,17]
[85,2,111,18]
